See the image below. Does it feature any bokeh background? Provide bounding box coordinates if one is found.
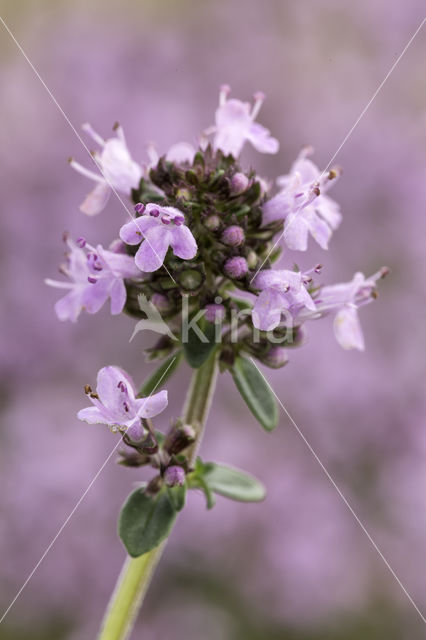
[1,1,426,638]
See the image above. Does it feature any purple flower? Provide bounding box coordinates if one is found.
[70,123,142,216]
[313,269,388,351]
[207,85,279,158]
[262,146,342,251]
[119,203,197,272]
[45,237,139,322]
[252,269,316,331]
[77,366,168,430]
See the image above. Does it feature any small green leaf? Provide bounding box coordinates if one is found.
[183,314,217,368]
[138,352,182,397]
[203,463,266,502]
[118,489,177,557]
[231,356,279,431]
[167,483,186,512]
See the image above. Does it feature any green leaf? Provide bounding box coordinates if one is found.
[118,489,177,557]
[231,356,279,431]
[183,313,217,368]
[138,352,182,397]
[167,483,186,512]
[204,463,266,502]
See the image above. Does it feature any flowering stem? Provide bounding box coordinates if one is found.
[98,350,219,640]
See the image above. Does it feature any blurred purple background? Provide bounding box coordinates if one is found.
[1,1,426,638]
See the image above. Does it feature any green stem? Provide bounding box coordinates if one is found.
[98,350,219,640]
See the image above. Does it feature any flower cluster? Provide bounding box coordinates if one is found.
[47,84,387,439]
[45,85,388,562]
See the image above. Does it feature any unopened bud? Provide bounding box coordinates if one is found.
[164,423,196,455]
[176,187,191,201]
[230,172,249,195]
[204,303,226,323]
[224,256,248,280]
[205,215,221,231]
[261,346,288,369]
[246,249,258,269]
[125,421,145,444]
[151,293,171,312]
[221,225,245,247]
[178,269,203,292]
[164,465,186,487]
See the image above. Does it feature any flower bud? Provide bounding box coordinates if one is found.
[164,465,186,487]
[204,303,226,323]
[224,256,248,279]
[261,346,288,369]
[178,269,203,294]
[163,422,196,455]
[151,293,171,312]
[125,421,145,444]
[221,225,245,247]
[230,172,249,195]
[205,214,221,231]
[246,249,258,269]
[176,187,191,201]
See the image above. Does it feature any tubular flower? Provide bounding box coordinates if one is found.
[77,366,168,430]
[119,203,197,272]
[312,269,389,351]
[207,85,279,157]
[252,269,316,331]
[45,237,140,322]
[262,146,342,251]
[70,123,142,215]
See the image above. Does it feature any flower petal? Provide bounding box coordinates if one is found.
[166,142,195,164]
[109,278,127,315]
[316,194,342,230]
[247,122,279,154]
[252,289,284,331]
[304,208,332,250]
[170,225,197,260]
[77,406,109,424]
[54,289,83,323]
[119,217,157,245]
[96,366,135,415]
[135,389,168,419]
[81,279,111,314]
[79,182,111,216]
[262,191,292,225]
[283,212,309,251]
[134,225,171,272]
[333,305,365,351]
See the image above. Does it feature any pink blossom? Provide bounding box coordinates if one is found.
[119,203,197,272]
[313,269,389,350]
[77,365,168,430]
[45,237,139,322]
[252,269,316,331]
[262,147,342,251]
[70,123,142,215]
[207,85,279,157]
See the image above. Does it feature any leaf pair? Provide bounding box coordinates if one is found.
[119,461,265,557]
